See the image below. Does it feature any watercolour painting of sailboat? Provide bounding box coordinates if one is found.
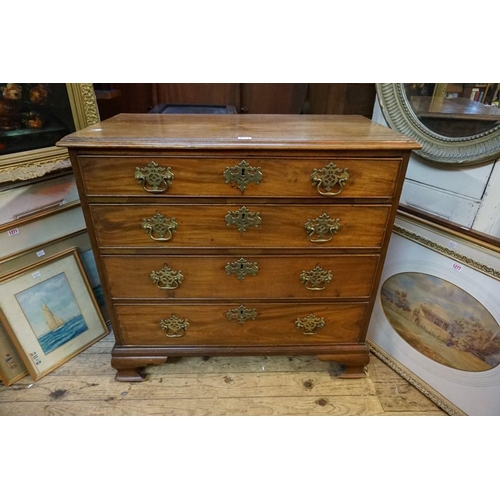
[15,272,89,355]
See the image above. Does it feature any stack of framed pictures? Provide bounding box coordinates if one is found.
[0,83,106,385]
[0,247,108,382]
[368,211,500,416]
[0,316,28,386]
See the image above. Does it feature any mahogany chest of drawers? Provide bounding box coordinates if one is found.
[58,114,420,381]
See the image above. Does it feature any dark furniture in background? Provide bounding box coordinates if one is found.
[94,83,376,120]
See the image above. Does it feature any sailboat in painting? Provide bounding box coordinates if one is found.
[37,300,89,355]
[41,301,64,331]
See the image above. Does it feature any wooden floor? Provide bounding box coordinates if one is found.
[0,332,448,416]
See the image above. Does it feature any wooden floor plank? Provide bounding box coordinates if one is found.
[47,353,345,377]
[0,371,376,404]
[372,380,445,413]
[0,395,385,416]
[0,331,449,416]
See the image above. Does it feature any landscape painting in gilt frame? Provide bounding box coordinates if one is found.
[0,84,99,184]
[367,212,500,416]
[0,248,108,381]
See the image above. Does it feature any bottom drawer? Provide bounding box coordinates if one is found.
[114,302,367,346]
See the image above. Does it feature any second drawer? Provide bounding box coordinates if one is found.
[102,254,380,299]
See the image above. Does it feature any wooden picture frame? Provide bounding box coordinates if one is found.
[0,247,108,381]
[0,229,109,324]
[0,83,99,184]
[367,211,500,416]
[0,309,28,386]
[0,172,80,232]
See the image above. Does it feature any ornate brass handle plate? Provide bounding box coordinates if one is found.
[223,160,263,192]
[311,162,349,196]
[135,161,174,193]
[300,265,333,291]
[142,212,178,241]
[150,264,184,290]
[226,305,258,325]
[159,314,190,338]
[304,212,340,243]
[225,206,261,233]
[295,314,326,335]
[225,258,259,281]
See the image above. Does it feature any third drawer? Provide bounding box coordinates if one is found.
[101,254,380,300]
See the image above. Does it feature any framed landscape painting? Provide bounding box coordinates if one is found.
[0,247,108,380]
[367,212,500,416]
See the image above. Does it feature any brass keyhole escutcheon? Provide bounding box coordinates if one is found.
[226,305,258,325]
[225,206,261,233]
[225,258,259,281]
[223,160,263,193]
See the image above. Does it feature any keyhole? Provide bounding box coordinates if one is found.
[240,263,244,269]
[241,213,245,220]
[241,168,246,176]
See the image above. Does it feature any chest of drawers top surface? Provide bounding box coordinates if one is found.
[57,113,421,151]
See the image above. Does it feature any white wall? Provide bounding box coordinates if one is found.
[372,98,500,236]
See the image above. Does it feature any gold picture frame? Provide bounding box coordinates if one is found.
[0,247,108,381]
[0,83,99,184]
[0,308,28,386]
[367,211,500,416]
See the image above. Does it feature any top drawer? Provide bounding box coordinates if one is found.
[77,155,402,199]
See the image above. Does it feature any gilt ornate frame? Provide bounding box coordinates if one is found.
[376,83,500,166]
[0,83,99,184]
[368,211,500,416]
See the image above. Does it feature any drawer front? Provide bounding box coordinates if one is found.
[90,203,391,250]
[115,302,367,346]
[79,155,401,199]
[102,254,379,299]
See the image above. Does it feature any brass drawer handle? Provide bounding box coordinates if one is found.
[300,265,333,291]
[226,305,258,325]
[142,212,178,241]
[225,206,261,233]
[304,212,340,243]
[225,258,259,281]
[311,162,349,196]
[135,161,174,193]
[159,314,190,338]
[223,160,263,192]
[150,264,184,290]
[295,314,326,335]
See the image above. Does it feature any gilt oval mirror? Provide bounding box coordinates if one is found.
[376,83,500,166]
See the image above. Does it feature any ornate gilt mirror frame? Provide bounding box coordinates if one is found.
[0,83,99,184]
[376,83,500,166]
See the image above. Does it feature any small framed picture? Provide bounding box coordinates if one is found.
[0,247,108,380]
[0,172,80,232]
[368,211,500,416]
[0,308,28,386]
